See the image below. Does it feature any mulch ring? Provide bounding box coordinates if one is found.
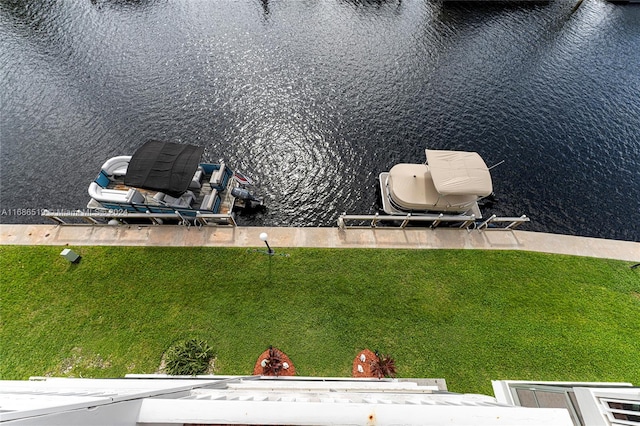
[253,347,296,376]
[352,348,378,378]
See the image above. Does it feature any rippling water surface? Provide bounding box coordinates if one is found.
[1,0,639,241]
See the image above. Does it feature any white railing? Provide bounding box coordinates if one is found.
[41,210,237,227]
[42,209,528,231]
[476,214,530,230]
[337,212,529,230]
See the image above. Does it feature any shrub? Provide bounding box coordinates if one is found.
[370,351,397,379]
[164,338,214,376]
[261,346,286,376]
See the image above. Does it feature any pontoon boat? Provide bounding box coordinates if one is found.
[379,149,494,218]
[87,140,262,223]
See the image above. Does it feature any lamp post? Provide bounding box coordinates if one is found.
[259,232,274,255]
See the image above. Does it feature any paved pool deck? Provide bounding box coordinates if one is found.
[1,224,638,262]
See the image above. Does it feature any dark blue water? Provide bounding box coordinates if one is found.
[1,0,639,241]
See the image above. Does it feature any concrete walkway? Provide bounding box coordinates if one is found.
[1,224,639,262]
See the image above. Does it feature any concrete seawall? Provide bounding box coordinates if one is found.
[1,224,638,262]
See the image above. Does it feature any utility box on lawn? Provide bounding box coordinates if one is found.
[60,249,81,263]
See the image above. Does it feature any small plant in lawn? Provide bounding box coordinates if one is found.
[164,338,214,376]
[261,346,289,376]
[370,350,397,379]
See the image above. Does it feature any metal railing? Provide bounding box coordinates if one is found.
[42,209,528,231]
[41,209,237,227]
[476,214,530,230]
[337,212,529,230]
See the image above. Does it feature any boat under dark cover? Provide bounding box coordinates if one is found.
[124,140,204,198]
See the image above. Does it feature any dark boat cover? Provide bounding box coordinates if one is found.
[124,140,204,197]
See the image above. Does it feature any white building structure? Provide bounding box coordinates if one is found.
[493,380,640,426]
[0,375,637,425]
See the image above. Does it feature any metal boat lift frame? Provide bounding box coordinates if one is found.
[337,212,529,231]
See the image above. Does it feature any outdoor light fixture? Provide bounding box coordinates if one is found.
[259,232,274,255]
[247,232,288,257]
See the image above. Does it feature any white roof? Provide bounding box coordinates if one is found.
[426,149,493,196]
[0,376,575,425]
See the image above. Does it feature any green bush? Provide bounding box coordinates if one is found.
[164,338,214,376]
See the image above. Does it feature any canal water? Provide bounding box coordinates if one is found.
[1,0,639,241]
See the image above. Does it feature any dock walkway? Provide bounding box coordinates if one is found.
[1,224,638,262]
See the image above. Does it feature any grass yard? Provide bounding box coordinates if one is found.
[1,245,638,395]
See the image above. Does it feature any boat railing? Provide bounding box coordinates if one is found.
[337,212,529,231]
[41,209,237,227]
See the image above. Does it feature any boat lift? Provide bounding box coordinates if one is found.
[337,212,529,231]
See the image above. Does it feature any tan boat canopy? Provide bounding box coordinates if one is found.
[386,149,493,213]
[388,163,441,210]
[425,149,493,197]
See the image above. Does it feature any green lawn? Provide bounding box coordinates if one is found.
[1,245,638,394]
